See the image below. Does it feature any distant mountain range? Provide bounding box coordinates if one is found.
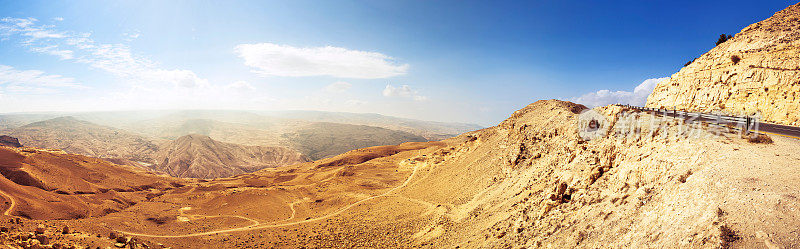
[0,110,480,178]
[259,110,484,140]
[6,116,160,162]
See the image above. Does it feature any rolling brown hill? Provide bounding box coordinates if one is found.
[2,117,310,178]
[282,122,428,160]
[0,110,477,163]
[0,135,21,148]
[0,114,59,130]
[3,116,160,162]
[152,134,309,179]
[263,110,483,140]
[0,143,186,220]
[126,113,430,160]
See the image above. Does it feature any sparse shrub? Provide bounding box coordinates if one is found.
[719,225,739,248]
[744,133,773,144]
[716,34,733,46]
[146,216,170,225]
[677,169,693,183]
[730,55,741,64]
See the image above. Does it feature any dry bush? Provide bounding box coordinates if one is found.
[677,169,693,183]
[716,34,732,45]
[146,216,170,225]
[744,133,773,144]
[730,55,741,64]
[719,225,739,248]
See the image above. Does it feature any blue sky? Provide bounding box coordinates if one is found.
[0,0,796,126]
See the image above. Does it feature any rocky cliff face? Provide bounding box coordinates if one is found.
[646,3,800,126]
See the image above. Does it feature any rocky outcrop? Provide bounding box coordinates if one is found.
[646,3,800,126]
[0,135,22,148]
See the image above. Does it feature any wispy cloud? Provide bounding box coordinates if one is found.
[226,80,255,91]
[29,45,74,59]
[570,77,667,107]
[0,17,207,89]
[234,43,409,79]
[0,65,84,94]
[122,30,140,41]
[324,81,352,93]
[382,84,427,101]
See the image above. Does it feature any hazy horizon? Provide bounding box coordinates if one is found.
[0,108,484,126]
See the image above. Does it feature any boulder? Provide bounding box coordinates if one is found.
[35,234,49,244]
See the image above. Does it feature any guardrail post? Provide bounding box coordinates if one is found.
[745,116,751,134]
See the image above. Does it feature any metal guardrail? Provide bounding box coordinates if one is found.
[615,104,800,140]
[615,104,759,133]
[575,104,800,140]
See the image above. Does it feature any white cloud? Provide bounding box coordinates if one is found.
[570,77,667,107]
[0,17,208,89]
[0,65,84,94]
[382,84,428,101]
[324,81,352,93]
[122,31,140,41]
[226,80,255,91]
[53,17,64,22]
[234,43,409,79]
[382,84,414,97]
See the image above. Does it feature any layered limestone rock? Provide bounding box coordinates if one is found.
[646,3,800,126]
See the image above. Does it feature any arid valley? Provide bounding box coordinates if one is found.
[2,1,800,248]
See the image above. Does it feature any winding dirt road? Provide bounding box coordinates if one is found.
[176,207,261,226]
[120,161,428,238]
[0,189,16,216]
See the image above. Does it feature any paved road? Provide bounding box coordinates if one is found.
[621,105,800,139]
[758,122,800,139]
